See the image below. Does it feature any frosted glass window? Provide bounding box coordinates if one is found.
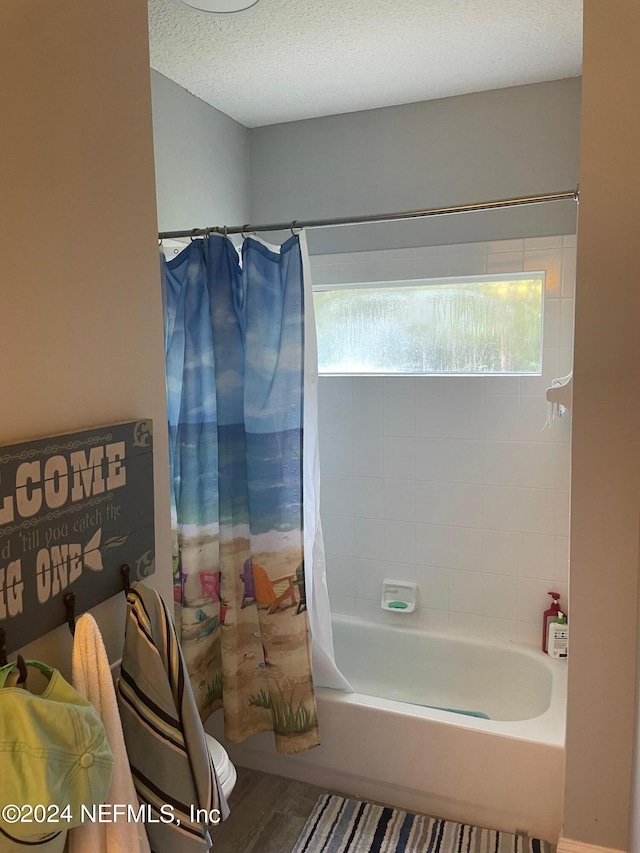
[313,273,544,375]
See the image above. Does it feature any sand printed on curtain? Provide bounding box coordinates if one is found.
[162,234,319,755]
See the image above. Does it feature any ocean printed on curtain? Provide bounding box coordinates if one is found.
[162,234,319,755]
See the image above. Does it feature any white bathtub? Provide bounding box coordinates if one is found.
[208,614,567,844]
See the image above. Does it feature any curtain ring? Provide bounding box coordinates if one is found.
[190,228,200,242]
[290,220,299,236]
[223,225,228,238]
[241,224,252,240]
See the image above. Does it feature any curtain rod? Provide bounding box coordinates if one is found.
[158,188,579,240]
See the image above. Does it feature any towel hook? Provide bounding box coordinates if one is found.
[122,564,131,595]
[64,592,76,636]
[16,654,28,686]
[0,631,27,683]
[0,627,7,667]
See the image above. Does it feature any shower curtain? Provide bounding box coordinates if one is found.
[162,232,347,757]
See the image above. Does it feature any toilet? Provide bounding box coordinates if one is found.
[205,734,237,799]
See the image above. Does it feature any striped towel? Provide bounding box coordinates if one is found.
[117,582,228,853]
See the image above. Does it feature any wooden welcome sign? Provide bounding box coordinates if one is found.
[0,421,155,653]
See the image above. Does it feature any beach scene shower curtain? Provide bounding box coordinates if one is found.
[162,234,319,755]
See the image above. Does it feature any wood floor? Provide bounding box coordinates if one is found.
[211,766,325,853]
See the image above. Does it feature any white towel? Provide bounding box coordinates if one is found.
[70,613,151,853]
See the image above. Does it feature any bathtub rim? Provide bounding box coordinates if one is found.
[325,612,567,747]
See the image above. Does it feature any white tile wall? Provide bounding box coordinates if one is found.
[314,236,575,645]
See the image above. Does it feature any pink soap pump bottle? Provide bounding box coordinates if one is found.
[542,592,561,653]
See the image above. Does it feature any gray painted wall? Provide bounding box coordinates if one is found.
[151,70,250,232]
[249,79,581,254]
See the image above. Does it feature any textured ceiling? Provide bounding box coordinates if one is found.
[148,0,582,128]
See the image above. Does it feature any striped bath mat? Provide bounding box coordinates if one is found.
[292,794,555,853]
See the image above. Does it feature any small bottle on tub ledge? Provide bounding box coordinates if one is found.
[542,591,561,653]
[547,612,568,659]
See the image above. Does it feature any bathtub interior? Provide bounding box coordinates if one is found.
[331,614,557,722]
